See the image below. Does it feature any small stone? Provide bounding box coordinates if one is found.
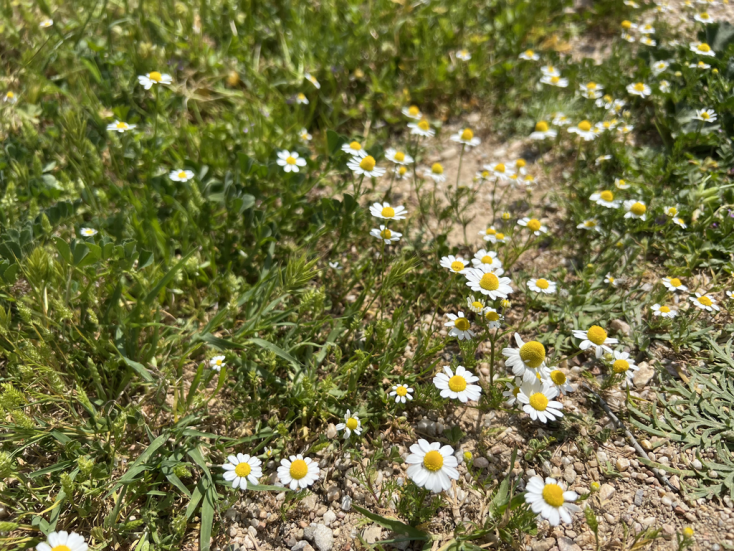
[563,466,576,484]
[610,319,631,336]
[634,489,644,506]
[633,364,655,387]
[474,457,489,469]
[641,517,656,527]
[640,440,653,451]
[306,524,334,551]
[326,424,337,439]
[662,524,675,539]
[599,484,615,502]
[341,495,352,511]
[225,508,238,520]
[326,486,341,502]
[662,496,673,507]
[616,458,630,472]
[557,536,582,551]
[441,147,459,160]
[531,537,556,551]
[291,542,315,551]
[302,495,319,511]
[323,510,337,526]
[229,525,239,538]
[362,524,382,544]
[604,513,616,524]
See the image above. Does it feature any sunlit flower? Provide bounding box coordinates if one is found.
[80,228,98,237]
[428,162,446,183]
[524,476,579,525]
[335,410,362,439]
[299,128,312,142]
[519,49,540,61]
[328,261,342,270]
[406,439,459,493]
[402,105,422,120]
[465,265,513,299]
[390,383,414,404]
[295,93,309,105]
[621,32,636,43]
[659,80,671,93]
[617,122,634,134]
[169,169,195,182]
[595,155,612,165]
[517,217,547,236]
[595,120,618,132]
[305,72,321,89]
[624,200,647,220]
[503,378,523,405]
[138,71,172,89]
[521,174,536,186]
[341,140,367,158]
[540,65,561,77]
[445,312,475,340]
[689,61,711,69]
[690,42,715,56]
[466,295,485,313]
[385,148,414,165]
[663,205,678,217]
[652,303,677,318]
[540,75,569,88]
[528,278,556,295]
[545,369,574,393]
[40,19,54,28]
[604,273,618,287]
[690,292,719,312]
[662,276,688,292]
[370,202,407,221]
[694,12,714,23]
[639,23,656,34]
[610,350,639,382]
[595,95,614,109]
[590,190,620,208]
[471,249,502,270]
[394,165,409,180]
[612,178,630,190]
[277,455,320,490]
[107,120,136,133]
[568,120,596,141]
[370,225,401,245]
[451,128,481,147]
[627,82,651,97]
[693,108,717,122]
[640,37,657,47]
[4,91,17,104]
[408,119,435,138]
[222,453,263,490]
[277,150,307,173]
[514,159,527,175]
[456,49,471,61]
[503,333,549,383]
[577,219,601,232]
[517,380,563,423]
[552,113,571,126]
[651,59,670,76]
[433,365,482,403]
[347,155,385,177]
[36,531,88,551]
[580,82,603,100]
[483,307,503,329]
[672,217,687,229]
[530,121,557,140]
[572,325,618,358]
[209,355,226,371]
[440,255,469,274]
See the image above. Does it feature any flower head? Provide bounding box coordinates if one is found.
[590,190,620,208]
[610,350,639,382]
[652,303,677,318]
[402,105,422,120]
[540,75,569,88]
[524,476,579,525]
[299,128,312,142]
[464,265,513,300]
[471,249,502,270]
[428,162,445,182]
[624,200,647,220]
[209,355,226,371]
[529,120,557,140]
[342,140,367,158]
[335,410,362,439]
[433,365,482,403]
[503,333,549,382]
[80,228,98,237]
[305,72,321,89]
[690,292,719,312]
[40,19,54,28]
[440,255,469,274]
[405,439,459,493]
[568,120,597,141]
[347,155,385,177]
[517,380,563,423]
[370,225,401,245]
[385,148,414,165]
[169,169,195,182]
[456,49,471,61]
[277,455,320,490]
[577,219,601,232]
[519,49,540,61]
[528,278,556,294]
[466,295,485,313]
[544,369,574,394]
[580,82,603,100]
[295,93,309,105]
[138,71,172,89]
[451,128,481,147]
[518,217,547,236]
[503,377,523,405]
[390,383,414,404]
[369,202,407,221]
[408,119,435,138]
[222,453,263,490]
[690,42,715,56]
[572,325,618,358]
[107,120,136,133]
[626,82,651,97]
[35,531,88,551]
[694,109,717,122]
[444,312,475,340]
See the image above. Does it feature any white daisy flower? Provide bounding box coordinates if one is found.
[727,291,734,300]
[624,200,647,220]
[465,265,513,300]
[694,108,717,122]
[40,19,54,28]
[138,71,172,89]
[341,140,367,158]
[36,531,88,551]
[450,128,481,147]
[544,369,574,394]
[595,154,612,165]
[577,219,601,232]
[222,453,263,490]
[484,162,511,181]
[529,121,557,140]
[503,333,548,383]
[651,60,670,76]
[428,163,446,182]
[514,159,528,175]
[694,12,714,23]
[610,350,639,382]
[517,380,563,423]
[690,42,715,56]
[456,49,471,61]
[617,122,634,134]
[433,365,482,403]
[4,91,17,104]
[517,217,548,236]
[519,49,540,61]
[328,261,342,270]
[440,255,469,274]
[305,72,321,89]
[572,325,618,358]
[540,75,569,88]
[690,292,719,312]
[369,202,407,221]
[402,105,422,119]
[276,150,307,173]
[277,455,320,490]
[568,120,597,141]
[169,169,195,182]
[390,383,414,404]
[595,120,618,132]
[604,273,618,287]
[347,155,385,177]
[408,119,435,138]
[483,307,503,329]
[659,80,671,93]
[672,217,687,229]
[627,82,652,97]
[295,93,309,105]
[503,378,523,405]
[466,296,485,313]
[595,95,615,110]
[652,303,677,318]
[640,37,657,47]
[209,355,226,371]
[521,174,536,186]
[614,178,631,190]
[663,205,679,217]
[335,410,362,439]
[610,99,626,113]
[524,476,579,526]
[580,82,603,100]
[471,249,502,270]
[590,190,620,208]
[299,128,312,142]
[444,312,475,340]
[639,23,656,34]
[80,228,98,237]
[621,32,636,43]
[540,65,561,77]
[405,439,459,493]
[552,113,571,126]
[689,60,712,70]
[528,278,556,295]
[662,277,688,292]
[370,225,401,245]
[385,148,414,165]
[394,165,409,179]
[107,120,136,133]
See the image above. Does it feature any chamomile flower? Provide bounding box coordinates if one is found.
[277,150,307,173]
[444,312,475,340]
[503,378,523,405]
[514,158,528,175]
[673,217,687,228]
[624,200,647,220]
[694,12,714,23]
[440,255,469,274]
[580,82,603,100]
[451,128,481,147]
[524,476,579,526]
[347,155,385,177]
[371,225,401,245]
[610,99,626,113]
[520,49,540,61]
[341,140,367,158]
[694,108,717,122]
[590,190,620,208]
[621,32,636,43]
[222,453,263,490]
[528,278,557,294]
[40,19,54,28]
[540,75,569,88]
[595,95,614,109]
[659,80,671,93]
[277,455,320,490]
[483,307,503,328]
[304,72,321,89]
[484,162,510,181]
[209,355,226,371]
[727,291,734,300]
[617,122,634,134]
[428,163,446,183]
[568,120,597,141]
[610,350,639,382]
[689,61,711,69]
[295,93,309,105]
[107,120,136,133]
[664,205,679,217]
[521,174,536,186]
[595,120,618,132]
[545,369,574,393]
[456,49,471,61]
[390,383,414,404]
[328,261,342,270]
[652,303,677,318]
[572,325,618,358]
[690,42,715,56]
[651,60,670,76]
[518,217,548,236]
[405,439,459,493]
[4,91,17,104]
[299,128,312,142]
[639,23,656,34]
[640,37,657,47]
[466,296,485,313]
[385,148,414,165]
[80,228,98,237]
[595,154,612,165]
[402,105,423,119]
[394,165,409,179]
[540,65,561,77]
[517,380,564,423]
[335,410,362,438]
[614,178,631,190]
[479,226,499,242]
[577,219,601,232]
[370,202,407,221]
[138,71,172,89]
[690,292,719,312]
[36,531,88,551]
[433,365,482,403]
[604,273,618,287]
[169,169,195,182]
[662,277,688,292]
[471,249,502,270]
[627,82,652,97]
[552,113,571,126]
[408,119,435,138]
[503,333,548,382]
[465,265,513,299]
[529,121,557,140]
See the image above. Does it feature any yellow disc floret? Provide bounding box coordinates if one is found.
[451,260,465,272]
[396,385,408,396]
[359,156,376,171]
[697,43,711,52]
[408,105,420,116]
[423,450,444,472]
[149,71,162,82]
[613,359,630,373]
[529,392,549,411]
[542,483,565,507]
[535,121,549,132]
[418,119,430,131]
[587,325,608,346]
[578,120,592,132]
[52,546,71,551]
[697,295,712,306]
[235,462,252,477]
[519,341,546,368]
[535,278,549,289]
[346,417,358,430]
[349,141,362,151]
[455,318,470,331]
[381,206,395,218]
[631,202,646,216]
[380,228,392,240]
[485,310,500,321]
[634,83,646,92]
[479,273,500,291]
[527,219,541,232]
[600,190,614,202]
[432,162,444,174]
[289,459,309,480]
[659,306,671,313]
[550,370,566,385]
[448,375,467,392]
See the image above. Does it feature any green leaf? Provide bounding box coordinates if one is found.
[200,483,216,551]
[142,249,195,305]
[104,433,168,498]
[120,355,154,382]
[54,238,71,263]
[246,337,302,371]
[352,505,429,541]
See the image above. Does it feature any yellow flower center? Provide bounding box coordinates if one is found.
[297,93,306,101]
[432,162,443,174]
[418,119,430,131]
[423,450,444,472]
[116,122,127,129]
[622,20,632,29]
[527,219,541,232]
[450,260,465,272]
[349,141,362,151]
[289,459,309,480]
[479,273,500,291]
[408,105,420,116]
[578,120,592,132]
[669,277,682,287]
[6,92,14,99]
[586,82,597,90]
[215,358,223,365]
[550,370,566,385]
[346,417,359,431]
[524,175,534,183]
[472,301,483,310]
[634,83,645,92]
[535,121,549,132]
[463,451,473,461]
[516,159,526,168]
[698,295,712,306]
[535,278,549,289]
[360,156,376,171]
[701,112,710,119]
[501,299,511,308]
[600,190,614,202]
[496,233,505,240]
[380,228,392,239]
[613,359,630,373]
[398,166,407,175]
[485,310,500,321]
[494,163,505,173]
[542,483,565,507]
[700,12,709,19]
[485,228,496,235]
[525,49,535,57]
[455,318,470,331]
[587,325,608,346]
[683,528,694,537]
[668,207,677,215]
[512,386,520,397]
[603,94,612,103]
[529,392,549,411]
[697,43,711,52]
[584,220,596,227]
[235,462,252,477]
[608,276,615,283]
[448,375,467,392]
[149,71,162,82]
[396,385,408,396]
[285,157,297,165]
[394,151,405,162]
[659,306,670,313]
[519,341,546,368]
[52,546,71,551]
[551,76,561,84]
[631,202,646,216]
[460,128,474,141]
[603,122,611,128]
[481,255,494,265]
[381,206,395,218]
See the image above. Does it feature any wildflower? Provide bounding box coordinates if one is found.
[728,291,734,300]
[299,128,312,142]
[664,205,678,217]
[394,165,408,179]
[479,226,499,242]
[36,531,88,551]
[463,450,473,462]
[690,292,719,312]
[209,355,226,371]
[277,455,320,490]
[304,72,320,89]
[483,162,509,181]
[614,178,631,190]
[428,162,446,183]
[639,23,655,34]
[659,80,671,93]
[4,91,17,104]
[683,527,695,538]
[590,190,620,208]
[40,19,54,28]
[652,303,677,318]
[408,118,435,138]
[651,60,670,76]
[341,140,367,158]
[610,350,639,382]
[530,121,557,140]
[610,99,626,113]
[595,95,613,109]
[528,278,556,295]
[335,410,362,439]
[483,307,503,328]
[514,159,527,175]
[456,49,471,61]
[276,151,307,173]
[347,155,385,177]
[222,453,263,490]
[370,225,401,245]
[503,333,548,382]
[624,200,647,220]
[390,383,414,404]
[673,217,687,228]
[433,365,482,403]
[568,120,597,141]
[518,217,548,236]
[439,256,468,276]
[640,37,657,47]
[662,277,688,292]
[295,93,309,105]
[80,228,98,237]
[445,312,475,340]
[107,120,136,133]
[521,174,536,186]
[617,122,634,134]
[500,299,511,309]
[627,82,651,97]
[517,380,563,423]
[604,273,618,287]
[405,439,459,493]
[369,202,407,221]
[471,249,502,270]
[466,296,485,313]
[594,120,618,133]
[580,82,603,100]
[138,71,172,89]
[545,369,574,393]
[503,378,523,405]
[524,476,579,525]
[541,65,560,76]
[690,42,715,56]
[451,128,481,147]
[328,261,342,270]
[519,49,540,60]
[169,169,195,182]
[621,32,636,43]
[577,219,601,232]
[693,108,717,122]
[595,154,612,165]
[540,75,569,88]
[573,325,618,358]
[694,12,713,23]
[402,105,422,120]
[385,148,414,165]
[552,113,571,126]
[465,265,513,300]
